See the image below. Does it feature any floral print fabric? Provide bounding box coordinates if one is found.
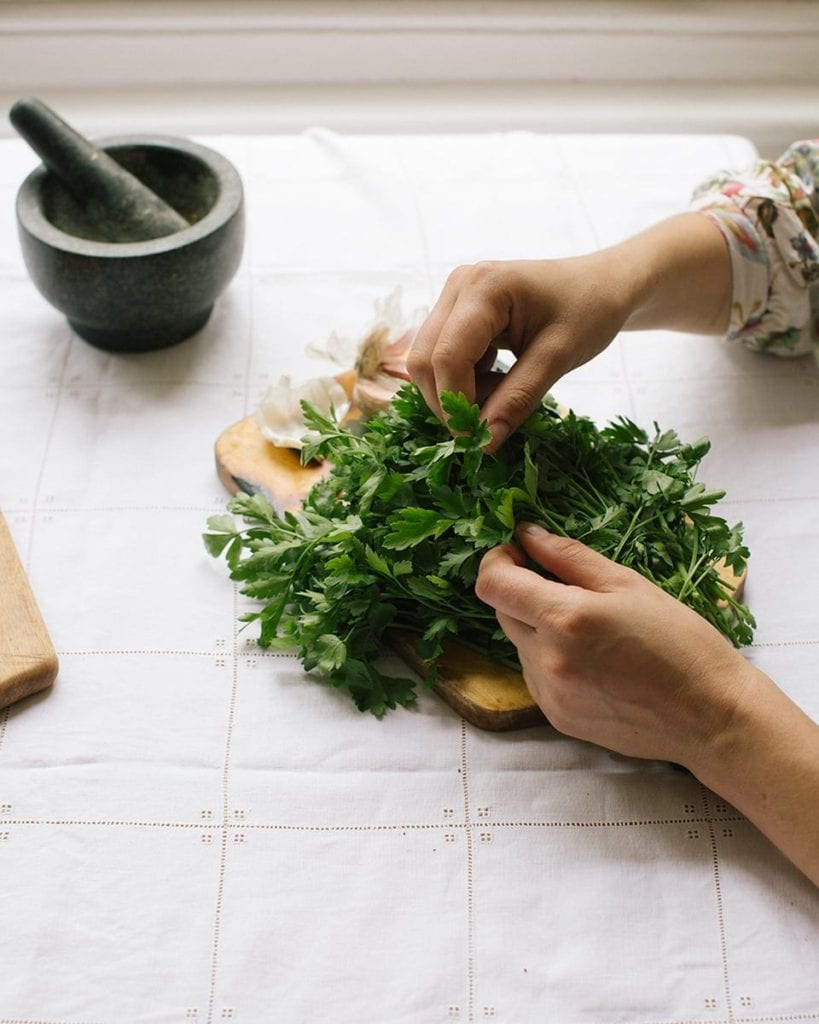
[691,140,819,356]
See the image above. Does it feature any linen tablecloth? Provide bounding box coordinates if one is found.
[1,130,818,1024]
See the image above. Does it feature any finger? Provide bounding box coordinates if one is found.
[429,285,513,409]
[475,543,561,628]
[517,523,637,593]
[407,277,463,420]
[478,329,568,450]
[480,542,527,570]
[494,608,534,648]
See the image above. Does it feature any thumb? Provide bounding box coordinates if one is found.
[479,357,558,452]
[517,523,635,592]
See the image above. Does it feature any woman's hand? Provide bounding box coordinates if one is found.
[476,523,819,886]
[409,253,634,450]
[407,253,630,451]
[408,213,732,450]
[475,523,750,767]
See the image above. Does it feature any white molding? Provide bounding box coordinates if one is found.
[2,1,819,88]
[1,1,817,156]
[4,0,818,35]
[0,80,813,158]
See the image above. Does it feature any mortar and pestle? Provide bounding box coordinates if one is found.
[12,98,244,351]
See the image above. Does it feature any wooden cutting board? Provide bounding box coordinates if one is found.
[215,415,745,731]
[0,511,58,711]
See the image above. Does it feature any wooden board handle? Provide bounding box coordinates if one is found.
[0,511,58,710]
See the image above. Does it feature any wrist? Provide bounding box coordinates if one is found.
[611,212,732,335]
[589,231,658,331]
[583,243,647,333]
[684,663,819,885]
[685,661,776,787]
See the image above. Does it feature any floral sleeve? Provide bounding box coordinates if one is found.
[690,140,819,356]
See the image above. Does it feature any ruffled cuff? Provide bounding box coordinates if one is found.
[691,143,819,357]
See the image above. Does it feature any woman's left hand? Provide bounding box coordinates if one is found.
[475,522,752,768]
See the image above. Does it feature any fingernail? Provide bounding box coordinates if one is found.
[518,522,548,537]
[488,420,510,448]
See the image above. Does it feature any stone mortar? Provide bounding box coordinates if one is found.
[16,134,244,352]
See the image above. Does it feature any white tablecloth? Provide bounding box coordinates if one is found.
[1,131,818,1024]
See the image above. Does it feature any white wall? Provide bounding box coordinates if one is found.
[2,0,818,156]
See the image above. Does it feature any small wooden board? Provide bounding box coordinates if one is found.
[215,414,331,512]
[0,511,58,711]
[389,630,545,731]
[214,415,746,731]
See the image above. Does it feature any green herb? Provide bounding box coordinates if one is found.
[204,383,754,716]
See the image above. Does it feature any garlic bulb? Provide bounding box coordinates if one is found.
[353,324,415,412]
[255,288,426,449]
[255,375,351,450]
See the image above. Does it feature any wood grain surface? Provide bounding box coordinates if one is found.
[215,414,331,512]
[0,511,58,711]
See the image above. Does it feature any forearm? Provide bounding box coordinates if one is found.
[601,212,733,336]
[690,665,819,887]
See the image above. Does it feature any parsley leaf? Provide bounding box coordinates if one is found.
[205,382,755,715]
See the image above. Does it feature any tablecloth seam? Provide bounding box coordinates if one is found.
[205,249,256,1022]
[19,329,72,574]
[203,542,245,1024]
[1,816,747,832]
[700,783,735,1021]
[459,718,476,1023]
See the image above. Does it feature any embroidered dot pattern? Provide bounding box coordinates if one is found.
[0,785,765,1020]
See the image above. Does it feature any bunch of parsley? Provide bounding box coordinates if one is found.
[204,383,754,716]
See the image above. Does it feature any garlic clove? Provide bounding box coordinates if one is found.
[256,374,352,450]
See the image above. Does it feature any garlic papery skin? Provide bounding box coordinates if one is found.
[255,375,351,450]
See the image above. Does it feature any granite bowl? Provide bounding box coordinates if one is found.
[15,134,244,352]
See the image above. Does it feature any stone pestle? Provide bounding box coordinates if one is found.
[10,97,190,243]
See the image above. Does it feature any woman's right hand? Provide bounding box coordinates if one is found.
[407,252,631,451]
[407,213,733,451]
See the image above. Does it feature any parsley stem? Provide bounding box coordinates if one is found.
[207,383,754,715]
